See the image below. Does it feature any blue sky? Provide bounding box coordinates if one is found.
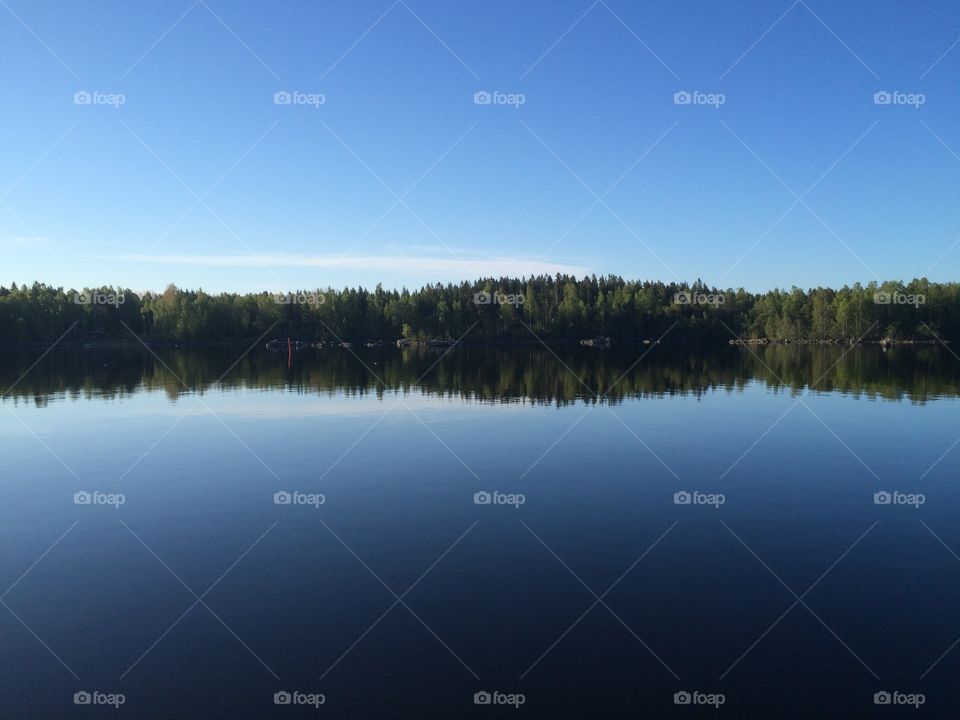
[1,0,958,293]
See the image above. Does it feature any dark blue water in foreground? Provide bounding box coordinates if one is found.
[1,346,959,717]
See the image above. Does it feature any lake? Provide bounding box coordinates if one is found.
[1,344,959,717]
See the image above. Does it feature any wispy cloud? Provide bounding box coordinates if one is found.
[95,252,591,278]
[2,236,51,246]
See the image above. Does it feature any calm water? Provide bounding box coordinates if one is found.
[2,345,959,718]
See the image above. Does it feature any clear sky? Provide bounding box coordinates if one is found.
[1,0,958,293]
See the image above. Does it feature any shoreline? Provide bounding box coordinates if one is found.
[0,337,947,350]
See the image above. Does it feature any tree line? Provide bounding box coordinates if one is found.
[0,276,956,344]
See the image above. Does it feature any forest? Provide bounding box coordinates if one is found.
[0,276,956,345]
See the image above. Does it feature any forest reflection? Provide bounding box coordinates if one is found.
[2,344,958,408]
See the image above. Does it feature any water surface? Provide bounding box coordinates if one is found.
[2,345,959,717]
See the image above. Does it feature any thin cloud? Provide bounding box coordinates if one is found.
[2,236,51,246]
[96,253,591,278]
